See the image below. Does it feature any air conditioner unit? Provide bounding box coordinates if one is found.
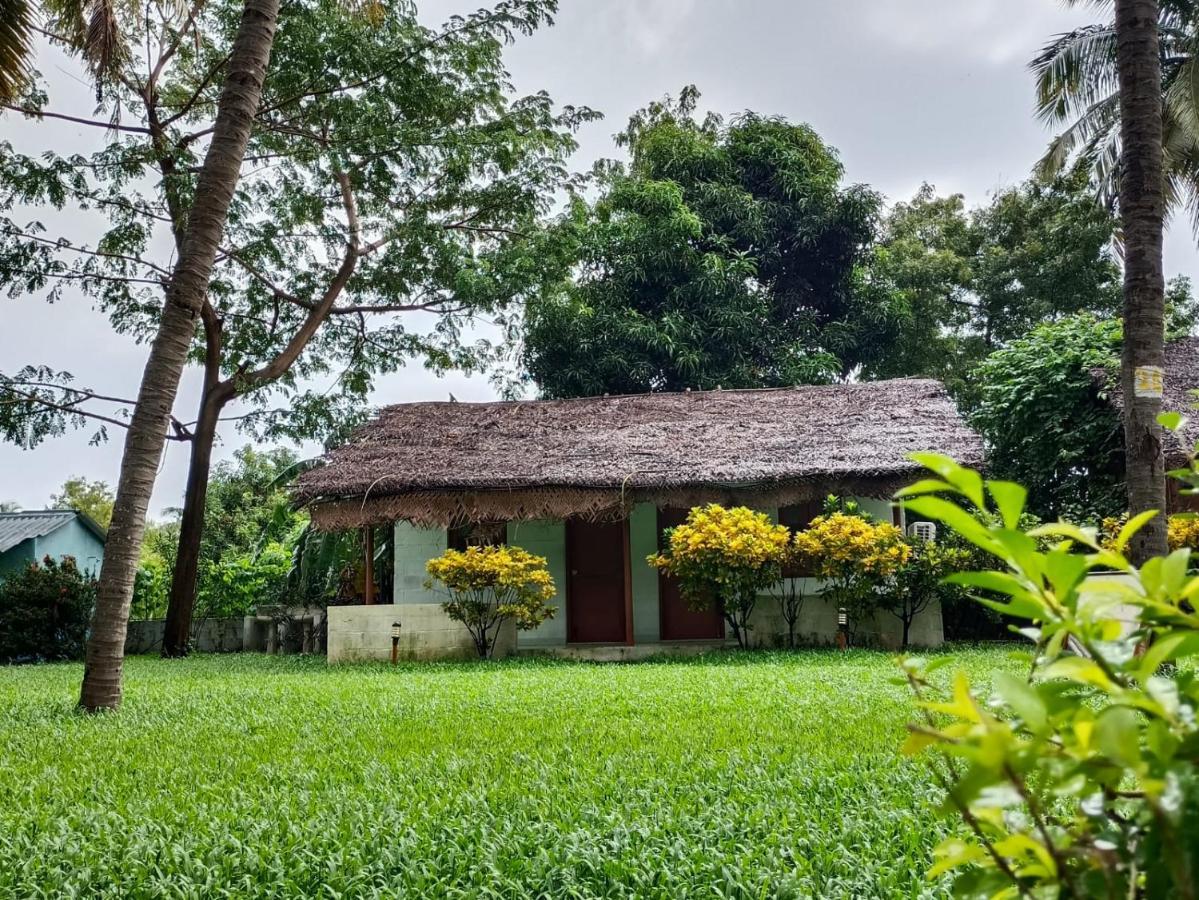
[908,521,937,543]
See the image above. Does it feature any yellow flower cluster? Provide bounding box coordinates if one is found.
[1101,514,1199,553]
[791,513,910,579]
[648,504,791,575]
[425,545,555,602]
[1169,515,1199,551]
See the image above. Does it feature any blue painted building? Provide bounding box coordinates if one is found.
[0,510,107,579]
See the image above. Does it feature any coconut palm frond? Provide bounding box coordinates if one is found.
[43,0,126,87]
[1031,24,1119,123]
[0,0,36,102]
[1033,1,1199,231]
[1036,92,1120,180]
[83,0,122,82]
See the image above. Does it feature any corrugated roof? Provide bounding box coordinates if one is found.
[0,510,78,554]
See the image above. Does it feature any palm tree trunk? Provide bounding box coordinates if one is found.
[79,0,279,711]
[1115,0,1168,564]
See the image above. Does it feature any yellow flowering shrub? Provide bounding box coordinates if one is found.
[791,513,910,636]
[648,504,790,647]
[791,513,910,579]
[425,545,556,658]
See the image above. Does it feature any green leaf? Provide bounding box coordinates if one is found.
[993,672,1049,734]
[1094,706,1140,767]
[894,479,954,498]
[1115,509,1160,552]
[1158,411,1186,432]
[987,481,1027,530]
[901,496,995,550]
[908,454,987,509]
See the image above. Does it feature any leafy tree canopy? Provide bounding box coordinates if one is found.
[863,171,1142,387]
[967,314,1126,523]
[50,476,115,529]
[0,0,592,446]
[520,87,886,397]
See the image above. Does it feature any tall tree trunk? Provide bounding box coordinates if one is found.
[162,383,232,657]
[1115,0,1168,565]
[79,0,279,711]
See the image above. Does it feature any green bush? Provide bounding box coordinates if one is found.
[0,555,95,663]
[898,453,1199,896]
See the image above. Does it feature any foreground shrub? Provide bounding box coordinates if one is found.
[0,555,95,663]
[425,546,556,658]
[649,504,790,648]
[898,453,1199,897]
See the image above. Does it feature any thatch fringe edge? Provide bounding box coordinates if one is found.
[307,476,913,531]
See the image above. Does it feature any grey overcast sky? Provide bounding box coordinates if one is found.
[2,0,1196,516]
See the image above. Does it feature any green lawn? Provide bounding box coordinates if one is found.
[0,648,1021,899]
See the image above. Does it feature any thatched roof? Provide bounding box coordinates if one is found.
[295,378,984,528]
[1096,336,1199,462]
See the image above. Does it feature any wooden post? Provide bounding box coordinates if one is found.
[363,526,375,606]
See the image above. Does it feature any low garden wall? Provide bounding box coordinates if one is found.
[125,617,247,655]
[747,592,943,650]
[327,603,516,663]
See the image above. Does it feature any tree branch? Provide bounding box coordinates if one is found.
[2,104,154,134]
[0,384,192,441]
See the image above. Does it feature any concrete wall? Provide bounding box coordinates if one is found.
[125,617,246,655]
[393,522,447,604]
[505,520,567,648]
[628,504,660,643]
[327,603,515,662]
[0,540,34,578]
[748,584,943,650]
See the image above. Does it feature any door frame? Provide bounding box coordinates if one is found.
[564,517,634,646]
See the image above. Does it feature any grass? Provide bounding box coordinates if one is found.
[0,647,1021,899]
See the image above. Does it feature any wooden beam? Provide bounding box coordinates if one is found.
[363,526,375,605]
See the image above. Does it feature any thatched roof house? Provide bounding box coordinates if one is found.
[295,378,984,530]
[304,378,982,660]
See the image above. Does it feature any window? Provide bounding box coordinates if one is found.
[447,522,508,551]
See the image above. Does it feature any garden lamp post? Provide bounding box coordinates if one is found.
[391,621,401,665]
[837,607,848,651]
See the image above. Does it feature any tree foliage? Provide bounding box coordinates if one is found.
[1,0,591,446]
[1031,0,1199,229]
[50,476,114,529]
[863,172,1134,387]
[967,314,1126,522]
[521,87,884,397]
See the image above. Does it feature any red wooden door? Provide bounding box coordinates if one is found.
[658,508,725,641]
[566,519,628,643]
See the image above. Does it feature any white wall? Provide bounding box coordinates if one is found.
[328,603,515,662]
[393,522,447,604]
[505,519,567,648]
